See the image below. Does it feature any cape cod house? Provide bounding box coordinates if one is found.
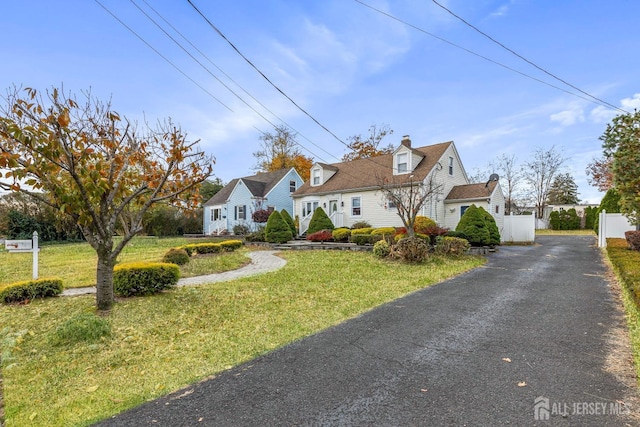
[203,168,303,235]
[292,136,505,239]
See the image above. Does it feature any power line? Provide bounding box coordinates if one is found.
[430,0,628,114]
[94,0,233,113]
[353,0,624,112]
[185,0,350,149]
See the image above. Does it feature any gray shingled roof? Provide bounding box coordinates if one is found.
[203,168,292,206]
[292,142,452,197]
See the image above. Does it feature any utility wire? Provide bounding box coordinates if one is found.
[94,0,233,113]
[353,0,623,112]
[431,0,628,114]
[137,0,341,162]
[186,0,350,149]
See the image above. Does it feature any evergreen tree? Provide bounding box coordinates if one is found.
[547,173,580,204]
[307,207,334,234]
[593,188,621,234]
[280,209,297,237]
[479,207,501,245]
[264,211,293,243]
[455,205,490,246]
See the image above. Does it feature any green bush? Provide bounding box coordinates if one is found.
[394,237,430,263]
[351,220,371,229]
[192,242,223,254]
[280,209,297,237]
[220,240,243,251]
[446,230,469,240]
[456,205,491,246]
[479,207,501,245]
[372,240,391,258]
[179,244,197,256]
[435,236,470,256]
[265,211,293,244]
[414,216,436,234]
[550,208,581,231]
[332,227,351,242]
[50,313,111,346]
[351,227,374,236]
[233,224,250,236]
[307,207,334,234]
[594,188,621,234]
[352,234,383,245]
[245,228,266,242]
[371,227,396,236]
[162,248,190,265]
[584,206,597,230]
[0,278,63,304]
[113,262,180,297]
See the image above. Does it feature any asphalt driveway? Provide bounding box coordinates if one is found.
[96,235,637,426]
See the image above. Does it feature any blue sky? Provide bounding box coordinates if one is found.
[2,0,639,203]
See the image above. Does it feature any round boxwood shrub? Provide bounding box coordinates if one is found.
[280,209,297,237]
[351,227,374,236]
[265,210,293,243]
[162,248,190,265]
[220,240,243,251]
[332,227,351,242]
[113,262,180,297]
[0,277,63,304]
[456,205,491,246]
[371,227,396,236]
[50,313,111,346]
[307,207,334,235]
[373,240,391,258]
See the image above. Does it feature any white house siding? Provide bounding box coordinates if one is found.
[264,169,304,218]
[491,185,506,237]
[434,145,469,225]
[203,204,228,235]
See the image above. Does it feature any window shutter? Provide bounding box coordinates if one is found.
[234,206,238,220]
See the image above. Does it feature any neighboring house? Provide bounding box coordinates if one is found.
[203,168,303,235]
[292,135,505,238]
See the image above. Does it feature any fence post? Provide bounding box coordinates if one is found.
[32,231,39,280]
[598,210,606,248]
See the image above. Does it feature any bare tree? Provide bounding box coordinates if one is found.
[491,153,522,215]
[376,173,443,237]
[342,124,394,161]
[521,146,565,219]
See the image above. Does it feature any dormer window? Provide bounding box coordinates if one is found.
[397,153,408,173]
[312,168,321,186]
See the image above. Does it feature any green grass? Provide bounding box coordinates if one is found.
[604,238,640,382]
[0,237,247,288]
[535,229,595,235]
[0,250,485,426]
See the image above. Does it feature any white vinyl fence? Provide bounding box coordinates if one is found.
[597,211,636,247]
[502,214,536,243]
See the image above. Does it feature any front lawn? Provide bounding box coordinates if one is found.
[0,250,484,426]
[0,237,247,288]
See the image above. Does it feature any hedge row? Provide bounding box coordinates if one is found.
[178,240,243,256]
[113,262,180,297]
[0,278,64,304]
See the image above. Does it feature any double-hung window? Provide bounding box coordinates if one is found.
[397,153,408,173]
[351,197,362,216]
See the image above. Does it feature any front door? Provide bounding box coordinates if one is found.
[329,200,338,214]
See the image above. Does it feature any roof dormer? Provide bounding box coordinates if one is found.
[310,162,338,186]
[393,135,424,175]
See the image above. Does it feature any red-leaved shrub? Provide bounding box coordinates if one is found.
[306,229,334,242]
[625,230,640,251]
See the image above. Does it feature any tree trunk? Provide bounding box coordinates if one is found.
[96,250,115,311]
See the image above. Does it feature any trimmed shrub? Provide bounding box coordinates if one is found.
[179,244,197,256]
[456,205,491,246]
[352,234,383,246]
[50,313,111,346]
[113,262,180,297]
[372,240,391,258]
[332,227,351,242]
[192,242,223,254]
[435,236,470,256]
[394,237,430,263]
[307,207,334,234]
[265,211,293,244]
[351,227,374,236]
[479,207,501,245]
[245,228,266,242]
[162,248,190,265]
[414,216,436,234]
[351,220,371,229]
[280,209,297,237]
[220,240,243,251]
[306,229,334,242]
[0,277,63,304]
[371,227,396,236]
[626,231,640,251]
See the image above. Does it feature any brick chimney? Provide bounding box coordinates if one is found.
[401,135,411,148]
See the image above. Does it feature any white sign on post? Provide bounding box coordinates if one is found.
[4,231,39,279]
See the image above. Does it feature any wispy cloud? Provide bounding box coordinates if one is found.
[550,107,585,127]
